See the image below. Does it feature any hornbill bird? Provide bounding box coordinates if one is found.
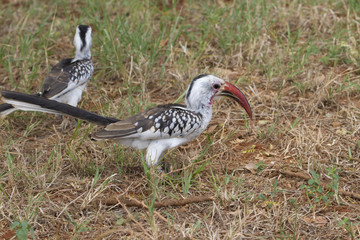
[2,74,252,167]
[0,25,93,118]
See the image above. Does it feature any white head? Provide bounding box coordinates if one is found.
[73,25,92,61]
[185,74,225,110]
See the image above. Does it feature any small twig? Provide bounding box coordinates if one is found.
[279,169,311,180]
[153,195,214,207]
[95,227,140,240]
[126,196,168,223]
[116,196,153,239]
[279,169,360,201]
[126,196,195,240]
[102,194,203,240]
[168,144,241,174]
[350,157,360,163]
[103,195,214,208]
[56,191,87,218]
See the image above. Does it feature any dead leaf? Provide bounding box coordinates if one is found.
[336,128,347,135]
[207,125,217,133]
[332,121,341,128]
[302,216,328,226]
[230,138,245,144]
[245,162,257,174]
[263,151,277,157]
[258,120,269,126]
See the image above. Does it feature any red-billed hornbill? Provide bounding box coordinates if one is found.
[0,25,93,117]
[1,74,252,167]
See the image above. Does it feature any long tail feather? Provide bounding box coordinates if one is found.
[0,103,15,117]
[1,91,120,126]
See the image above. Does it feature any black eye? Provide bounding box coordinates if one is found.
[213,83,220,90]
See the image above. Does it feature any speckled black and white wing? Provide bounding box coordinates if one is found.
[93,104,204,141]
[0,25,93,116]
[40,58,93,100]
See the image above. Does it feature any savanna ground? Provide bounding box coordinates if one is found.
[0,0,360,239]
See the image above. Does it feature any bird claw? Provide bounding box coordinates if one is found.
[153,162,170,175]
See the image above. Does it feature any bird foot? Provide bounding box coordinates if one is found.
[153,162,170,175]
[58,116,77,130]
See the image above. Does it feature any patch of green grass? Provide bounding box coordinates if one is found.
[338,216,359,239]
[65,210,90,238]
[11,220,35,240]
[300,168,340,208]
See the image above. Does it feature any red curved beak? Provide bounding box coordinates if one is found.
[218,82,252,119]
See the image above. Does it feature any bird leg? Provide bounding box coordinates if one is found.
[146,142,167,168]
[58,115,77,130]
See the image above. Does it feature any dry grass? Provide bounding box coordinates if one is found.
[1,0,360,239]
